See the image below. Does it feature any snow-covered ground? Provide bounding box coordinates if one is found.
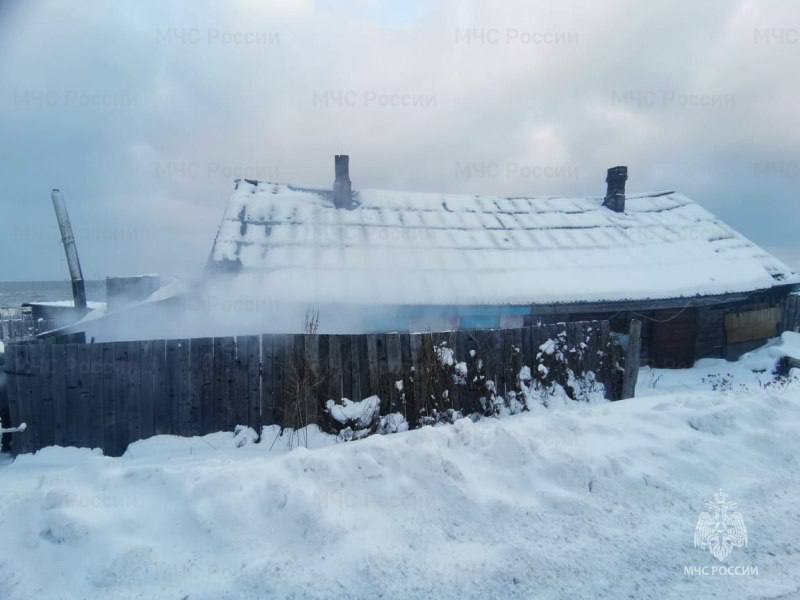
[1,336,799,599]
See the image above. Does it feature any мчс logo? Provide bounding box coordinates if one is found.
[694,490,748,561]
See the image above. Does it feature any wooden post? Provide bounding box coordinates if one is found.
[621,318,642,400]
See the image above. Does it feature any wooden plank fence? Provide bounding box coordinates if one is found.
[0,313,34,342]
[2,320,632,456]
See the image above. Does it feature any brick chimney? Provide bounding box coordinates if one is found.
[333,154,352,208]
[603,166,628,212]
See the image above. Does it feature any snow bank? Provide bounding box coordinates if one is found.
[1,379,799,598]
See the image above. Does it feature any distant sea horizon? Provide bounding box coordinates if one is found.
[0,280,106,308]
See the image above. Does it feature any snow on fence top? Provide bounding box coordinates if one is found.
[208,181,798,306]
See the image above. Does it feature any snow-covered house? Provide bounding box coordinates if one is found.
[205,156,799,367]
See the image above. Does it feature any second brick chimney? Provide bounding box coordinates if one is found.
[603,166,628,212]
[333,154,352,209]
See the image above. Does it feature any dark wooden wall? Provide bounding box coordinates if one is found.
[3,321,616,456]
[554,287,797,368]
[649,309,699,369]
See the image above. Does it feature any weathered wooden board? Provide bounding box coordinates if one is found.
[384,333,402,414]
[75,343,92,449]
[31,343,50,451]
[126,342,142,446]
[725,307,781,345]
[191,337,213,435]
[139,340,156,441]
[101,343,115,453]
[260,334,276,426]
[408,333,423,427]
[326,335,342,404]
[339,335,352,401]
[237,335,261,432]
[88,343,105,450]
[3,345,18,443]
[301,334,319,426]
[64,343,82,449]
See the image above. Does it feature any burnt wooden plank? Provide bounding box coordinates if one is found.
[100,344,115,453]
[501,329,515,398]
[273,335,288,427]
[278,335,295,428]
[385,332,402,413]
[152,340,169,436]
[15,343,35,453]
[582,321,596,373]
[521,326,532,368]
[3,344,19,447]
[29,343,51,451]
[269,335,286,427]
[408,333,423,427]
[366,334,380,400]
[302,334,319,426]
[399,333,412,424]
[566,322,580,374]
[139,340,156,440]
[316,334,330,413]
[126,343,142,446]
[210,337,223,432]
[350,335,365,401]
[88,343,104,449]
[176,339,192,436]
[451,330,469,415]
[164,340,180,435]
[420,333,435,419]
[190,337,213,435]
[530,325,544,358]
[326,334,342,404]
[599,320,611,389]
[374,334,393,416]
[291,334,307,428]
[490,329,504,399]
[260,334,276,426]
[22,343,39,453]
[357,335,371,401]
[339,335,353,401]
[430,331,450,407]
[249,335,263,433]
[64,343,82,449]
[510,328,523,393]
[236,335,260,432]
[111,342,131,455]
[214,337,236,431]
[586,320,597,371]
[12,344,33,453]
[287,334,306,427]
[24,343,41,452]
[75,343,92,449]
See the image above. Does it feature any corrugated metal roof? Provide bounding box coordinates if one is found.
[207,180,798,306]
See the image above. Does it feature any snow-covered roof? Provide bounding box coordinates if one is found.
[207,180,798,306]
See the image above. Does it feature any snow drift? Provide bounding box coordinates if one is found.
[0,336,799,598]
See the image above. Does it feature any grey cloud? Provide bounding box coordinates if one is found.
[0,0,798,281]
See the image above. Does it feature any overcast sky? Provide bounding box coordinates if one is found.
[1,0,798,282]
